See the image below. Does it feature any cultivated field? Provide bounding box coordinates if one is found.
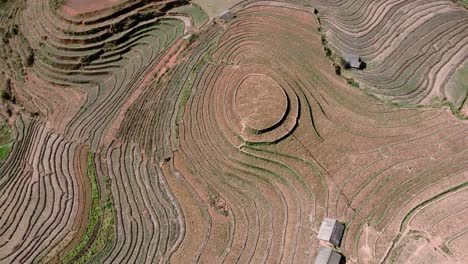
[0,0,466,263]
[316,0,468,112]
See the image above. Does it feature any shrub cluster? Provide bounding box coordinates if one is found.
[49,0,65,11]
[346,78,359,87]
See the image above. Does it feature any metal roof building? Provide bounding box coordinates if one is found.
[220,10,234,22]
[314,246,343,264]
[344,54,361,69]
[317,218,345,246]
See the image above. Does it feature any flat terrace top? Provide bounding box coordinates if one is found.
[64,0,124,15]
[235,74,288,131]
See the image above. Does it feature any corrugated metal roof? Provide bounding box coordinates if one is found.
[314,246,343,264]
[315,246,333,264]
[329,250,343,264]
[344,54,361,68]
[318,218,336,241]
[220,10,234,22]
[317,218,345,246]
[330,221,345,246]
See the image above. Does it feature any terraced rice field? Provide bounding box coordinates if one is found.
[316,0,468,112]
[0,0,467,263]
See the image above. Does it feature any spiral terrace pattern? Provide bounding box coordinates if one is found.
[0,0,467,263]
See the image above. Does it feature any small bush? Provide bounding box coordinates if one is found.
[10,25,18,36]
[110,12,159,34]
[340,57,349,69]
[359,61,367,70]
[321,35,327,45]
[188,33,199,44]
[314,8,319,15]
[0,90,11,101]
[25,51,35,67]
[347,78,359,88]
[324,47,332,57]
[103,42,117,52]
[441,245,452,255]
[160,0,190,12]
[49,0,65,11]
[81,50,104,65]
[334,64,341,75]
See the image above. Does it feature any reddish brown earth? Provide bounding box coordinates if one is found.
[157,40,188,79]
[0,0,467,263]
[63,0,124,15]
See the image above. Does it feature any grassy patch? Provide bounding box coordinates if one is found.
[60,153,101,262]
[176,83,193,123]
[346,78,360,88]
[49,0,65,11]
[0,143,11,160]
[441,244,452,255]
[0,120,10,145]
[175,42,217,124]
[452,0,468,8]
[172,3,209,28]
[0,121,11,160]
[60,153,115,263]
[447,64,468,109]
[74,174,114,263]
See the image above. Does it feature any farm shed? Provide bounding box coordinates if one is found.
[314,246,343,264]
[317,218,345,246]
[343,54,362,69]
[220,10,234,22]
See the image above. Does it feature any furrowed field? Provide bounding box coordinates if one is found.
[0,0,466,263]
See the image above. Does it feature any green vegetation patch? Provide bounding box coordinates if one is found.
[49,0,65,11]
[346,78,360,88]
[447,64,468,109]
[171,3,208,28]
[61,153,115,263]
[453,0,468,8]
[441,244,452,255]
[0,120,11,160]
[0,143,11,160]
[74,176,115,263]
[0,120,10,144]
[176,41,218,124]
